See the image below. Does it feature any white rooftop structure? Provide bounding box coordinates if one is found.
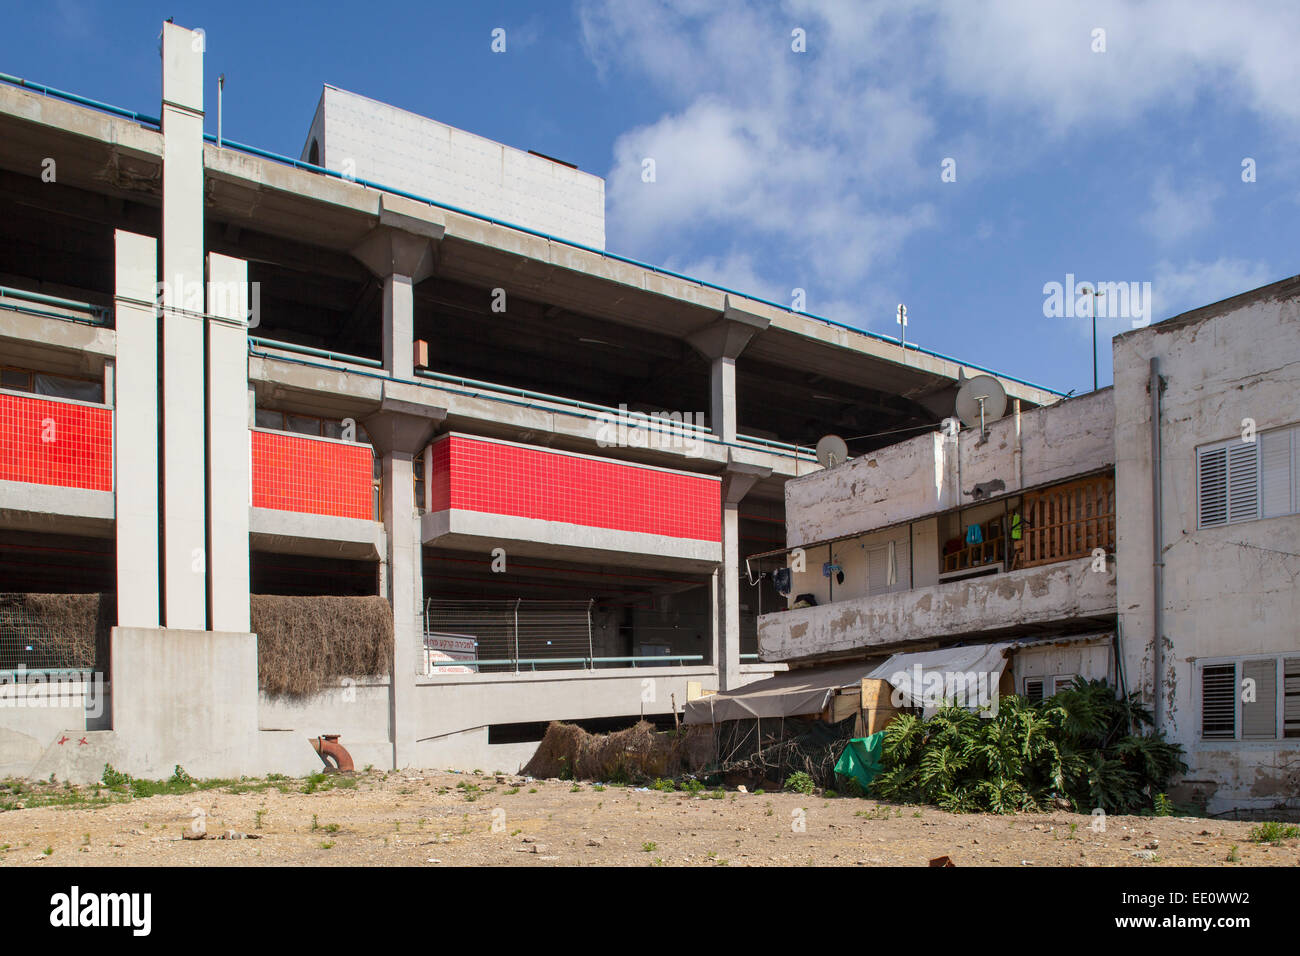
[301,84,606,249]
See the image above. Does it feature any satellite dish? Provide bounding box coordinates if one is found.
[955,374,1007,433]
[815,434,850,469]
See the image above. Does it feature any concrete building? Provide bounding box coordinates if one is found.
[1113,276,1300,814]
[753,277,1300,814]
[0,22,1058,781]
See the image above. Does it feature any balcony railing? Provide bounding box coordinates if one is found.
[0,390,113,491]
[250,427,376,521]
[1017,474,1116,569]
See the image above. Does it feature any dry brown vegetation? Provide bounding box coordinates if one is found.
[523,720,715,781]
[251,594,392,696]
[0,592,111,669]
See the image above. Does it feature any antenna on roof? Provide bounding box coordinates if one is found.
[896,303,908,347]
[955,374,1007,443]
[815,434,850,470]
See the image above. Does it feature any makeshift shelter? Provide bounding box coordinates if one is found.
[683,661,884,724]
[683,661,887,788]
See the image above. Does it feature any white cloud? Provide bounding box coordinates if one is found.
[577,0,1300,336]
[1140,174,1223,244]
[1152,257,1277,320]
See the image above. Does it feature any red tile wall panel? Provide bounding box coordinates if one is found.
[251,429,373,520]
[0,392,112,491]
[432,435,720,542]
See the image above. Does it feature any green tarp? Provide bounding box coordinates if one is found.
[833,732,885,791]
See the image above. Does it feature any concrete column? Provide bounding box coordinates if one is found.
[207,253,251,632]
[365,396,445,769]
[383,275,415,380]
[351,198,443,380]
[113,230,160,628]
[717,458,771,691]
[160,22,208,629]
[687,296,770,444]
[422,443,434,512]
[710,356,738,443]
[383,451,419,765]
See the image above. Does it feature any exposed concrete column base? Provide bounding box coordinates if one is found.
[109,627,259,778]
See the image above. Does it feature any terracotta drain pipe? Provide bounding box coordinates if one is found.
[310,734,355,773]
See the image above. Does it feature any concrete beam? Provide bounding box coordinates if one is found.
[686,295,772,362]
[363,393,447,457]
[0,479,114,536]
[250,507,385,561]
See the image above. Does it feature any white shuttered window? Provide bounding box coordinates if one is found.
[1199,655,1300,741]
[1198,423,1300,528]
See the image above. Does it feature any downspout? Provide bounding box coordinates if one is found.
[1012,398,1023,489]
[1149,358,1165,734]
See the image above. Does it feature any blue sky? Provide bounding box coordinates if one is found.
[4,0,1297,395]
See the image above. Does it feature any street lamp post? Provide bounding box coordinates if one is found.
[1082,286,1104,392]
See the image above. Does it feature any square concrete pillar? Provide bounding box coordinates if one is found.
[717,459,771,691]
[687,296,770,446]
[365,395,446,768]
[383,275,415,380]
[710,356,738,444]
[207,253,251,632]
[113,230,160,628]
[160,21,208,629]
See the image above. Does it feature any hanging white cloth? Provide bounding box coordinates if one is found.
[886,539,897,587]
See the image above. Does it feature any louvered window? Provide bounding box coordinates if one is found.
[1201,656,1299,741]
[1023,678,1045,704]
[1200,424,1300,528]
[1051,675,1077,695]
[1200,663,1237,739]
[1285,658,1300,739]
[1241,659,1278,739]
[1197,445,1228,527]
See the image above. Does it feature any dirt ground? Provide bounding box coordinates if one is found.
[1,769,1295,867]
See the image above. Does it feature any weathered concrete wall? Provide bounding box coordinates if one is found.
[258,679,393,772]
[784,523,911,606]
[408,665,771,771]
[1114,282,1300,814]
[785,389,1113,547]
[0,679,102,778]
[109,626,260,779]
[758,558,1116,663]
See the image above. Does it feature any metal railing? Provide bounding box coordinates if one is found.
[422,598,709,675]
[0,285,111,327]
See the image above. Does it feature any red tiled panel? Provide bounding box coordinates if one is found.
[433,435,720,542]
[251,429,373,520]
[0,392,112,491]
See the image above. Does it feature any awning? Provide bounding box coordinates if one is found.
[684,632,1114,725]
[866,631,1114,712]
[682,660,884,724]
[866,641,1020,711]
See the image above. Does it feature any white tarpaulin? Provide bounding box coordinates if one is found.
[866,641,1018,715]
